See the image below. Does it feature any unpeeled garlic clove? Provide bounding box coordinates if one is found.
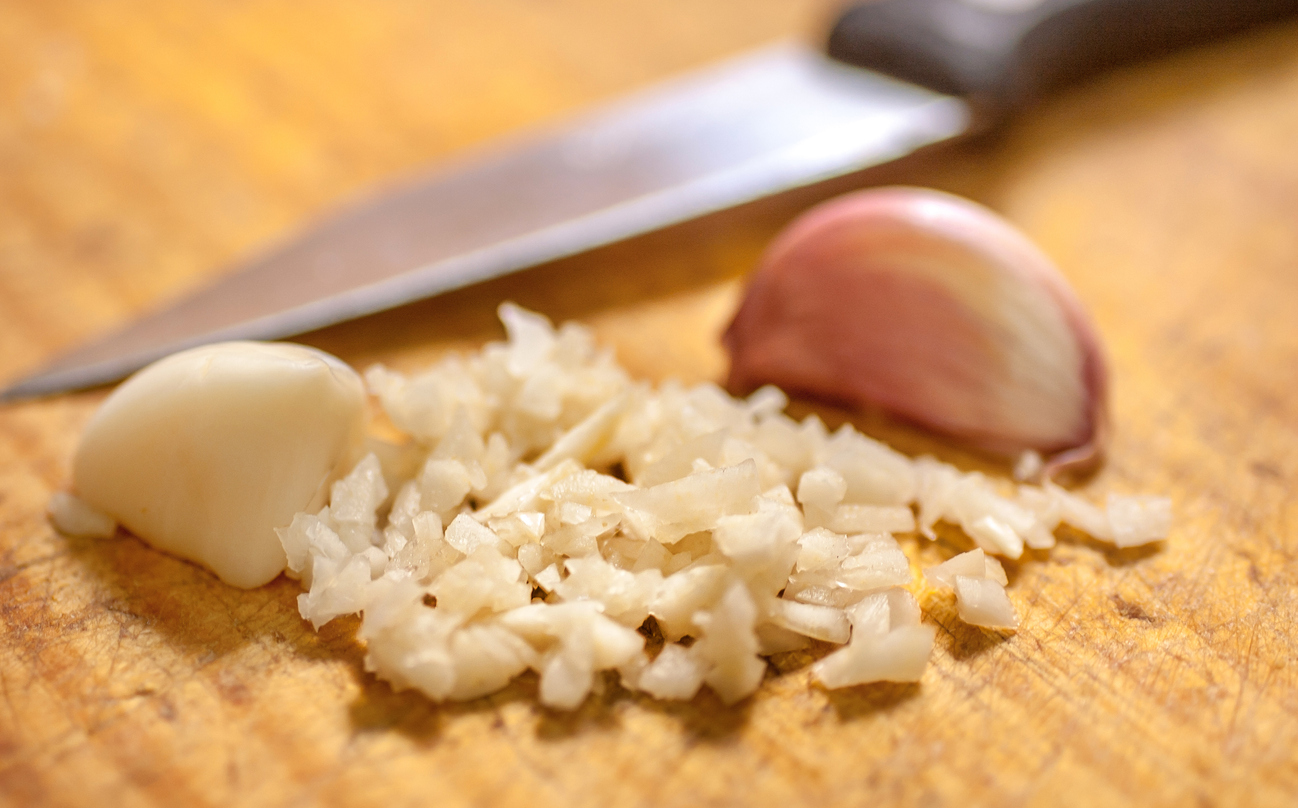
[723,187,1107,477]
[72,342,367,588]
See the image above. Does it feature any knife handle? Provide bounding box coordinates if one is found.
[828,0,1298,113]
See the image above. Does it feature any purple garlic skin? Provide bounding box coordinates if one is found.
[723,187,1108,477]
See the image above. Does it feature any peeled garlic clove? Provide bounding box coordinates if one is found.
[952,575,1019,630]
[723,187,1108,477]
[73,342,366,588]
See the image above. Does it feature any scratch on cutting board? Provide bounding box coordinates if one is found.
[1224,613,1261,751]
[0,550,69,587]
[1110,593,1159,623]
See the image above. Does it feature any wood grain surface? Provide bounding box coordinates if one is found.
[3,2,1298,806]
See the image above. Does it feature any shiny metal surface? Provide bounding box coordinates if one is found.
[1,43,966,401]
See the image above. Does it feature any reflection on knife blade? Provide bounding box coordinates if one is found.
[0,43,967,402]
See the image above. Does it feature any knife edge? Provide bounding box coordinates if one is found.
[2,43,966,402]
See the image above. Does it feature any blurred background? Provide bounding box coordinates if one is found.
[0,1,856,385]
[4,3,1298,807]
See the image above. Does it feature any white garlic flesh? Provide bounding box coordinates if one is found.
[72,342,366,588]
[924,549,1019,630]
[47,491,117,539]
[724,187,1108,478]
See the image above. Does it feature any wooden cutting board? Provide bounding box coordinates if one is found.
[3,2,1297,806]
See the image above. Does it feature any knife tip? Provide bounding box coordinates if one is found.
[0,379,53,405]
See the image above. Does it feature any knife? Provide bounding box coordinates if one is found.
[5,0,1296,402]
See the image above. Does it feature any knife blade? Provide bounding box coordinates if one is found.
[5,0,1296,402]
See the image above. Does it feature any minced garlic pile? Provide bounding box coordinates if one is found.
[277,304,1170,708]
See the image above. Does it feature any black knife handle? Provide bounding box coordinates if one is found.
[828,0,1298,113]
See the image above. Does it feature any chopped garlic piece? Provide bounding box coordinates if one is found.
[925,548,1004,588]
[926,549,1018,629]
[953,576,1018,629]
[47,492,116,539]
[256,305,1166,709]
[813,624,936,687]
[634,644,706,701]
[1106,495,1172,547]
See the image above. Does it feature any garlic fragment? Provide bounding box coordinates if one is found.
[723,187,1108,478]
[925,548,1018,629]
[1106,494,1172,548]
[47,491,117,539]
[811,589,934,687]
[71,342,366,588]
